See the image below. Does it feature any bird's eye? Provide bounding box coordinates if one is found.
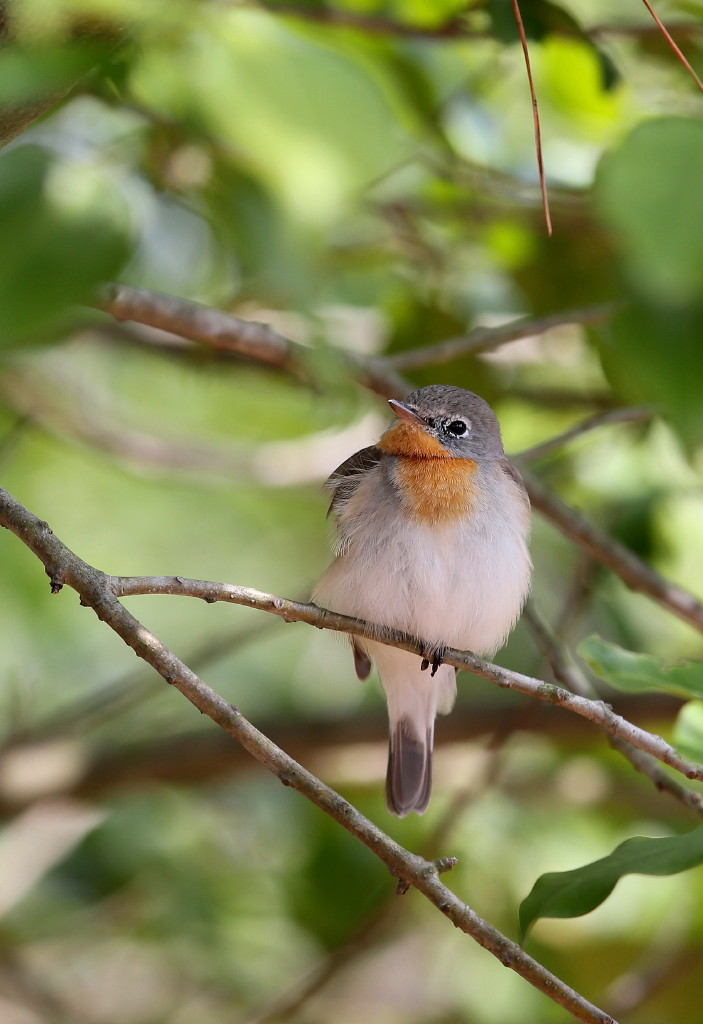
[446,420,468,437]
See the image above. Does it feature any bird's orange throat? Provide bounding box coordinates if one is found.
[378,420,449,459]
[378,421,478,524]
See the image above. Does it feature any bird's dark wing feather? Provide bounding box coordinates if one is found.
[325,445,383,518]
[499,458,530,507]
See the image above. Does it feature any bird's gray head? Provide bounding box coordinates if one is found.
[387,385,505,460]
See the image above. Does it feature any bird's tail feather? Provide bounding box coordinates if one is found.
[386,718,432,817]
[362,644,456,817]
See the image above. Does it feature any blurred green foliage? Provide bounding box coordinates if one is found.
[0,0,703,1022]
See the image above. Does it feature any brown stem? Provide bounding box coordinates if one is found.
[510,0,551,235]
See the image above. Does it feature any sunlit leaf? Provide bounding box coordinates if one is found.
[519,825,703,940]
[0,146,131,346]
[132,9,409,227]
[578,634,703,700]
[595,118,703,303]
[674,700,703,762]
[598,300,703,449]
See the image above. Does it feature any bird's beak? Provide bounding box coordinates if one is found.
[388,399,426,427]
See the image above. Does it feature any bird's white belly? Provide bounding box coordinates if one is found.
[316,499,531,657]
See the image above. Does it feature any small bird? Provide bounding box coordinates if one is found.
[313,385,531,816]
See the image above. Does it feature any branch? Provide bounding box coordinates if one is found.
[383,305,614,371]
[523,602,703,819]
[0,486,616,1024]
[26,288,703,639]
[515,407,653,462]
[97,284,304,376]
[521,470,703,634]
[95,284,409,400]
[247,752,502,1024]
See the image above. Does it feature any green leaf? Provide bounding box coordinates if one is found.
[0,146,131,346]
[674,700,703,762]
[519,825,703,940]
[132,9,410,226]
[0,41,104,107]
[598,300,703,450]
[595,117,703,303]
[577,634,703,700]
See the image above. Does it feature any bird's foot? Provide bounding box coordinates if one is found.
[420,647,447,677]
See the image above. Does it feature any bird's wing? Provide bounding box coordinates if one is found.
[499,458,531,508]
[325,444,383,518]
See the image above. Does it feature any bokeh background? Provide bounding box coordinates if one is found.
[1,0,703,1021]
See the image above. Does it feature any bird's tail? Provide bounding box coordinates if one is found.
[386,717,433,816]
[370,644,456,817]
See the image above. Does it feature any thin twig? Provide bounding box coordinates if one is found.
[511,0,552,235]
[639,0,703,93]
[523,602,703,819]
[243,890,403,1024]
[522,470,703,635]
[0,485,615,1024]
[514,407,653,462]
[384,305,613,371]
[606,944,702,1016]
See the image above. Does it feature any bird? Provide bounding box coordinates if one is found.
[313,385,532,817]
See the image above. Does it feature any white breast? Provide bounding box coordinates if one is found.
[314,460,531,657]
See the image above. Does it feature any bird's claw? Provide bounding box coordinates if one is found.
[421,648,446,677]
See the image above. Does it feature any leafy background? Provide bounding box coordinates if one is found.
[1,0,703,1021]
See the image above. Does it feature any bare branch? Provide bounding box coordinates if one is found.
[27,286,703,641]
[95,284,409,400]
[0,485,616,1024]
[97,284,305,375]
[522,470,703,634]
[515,407,653,462]
[524,602,703,819]
[384,305,614,371]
